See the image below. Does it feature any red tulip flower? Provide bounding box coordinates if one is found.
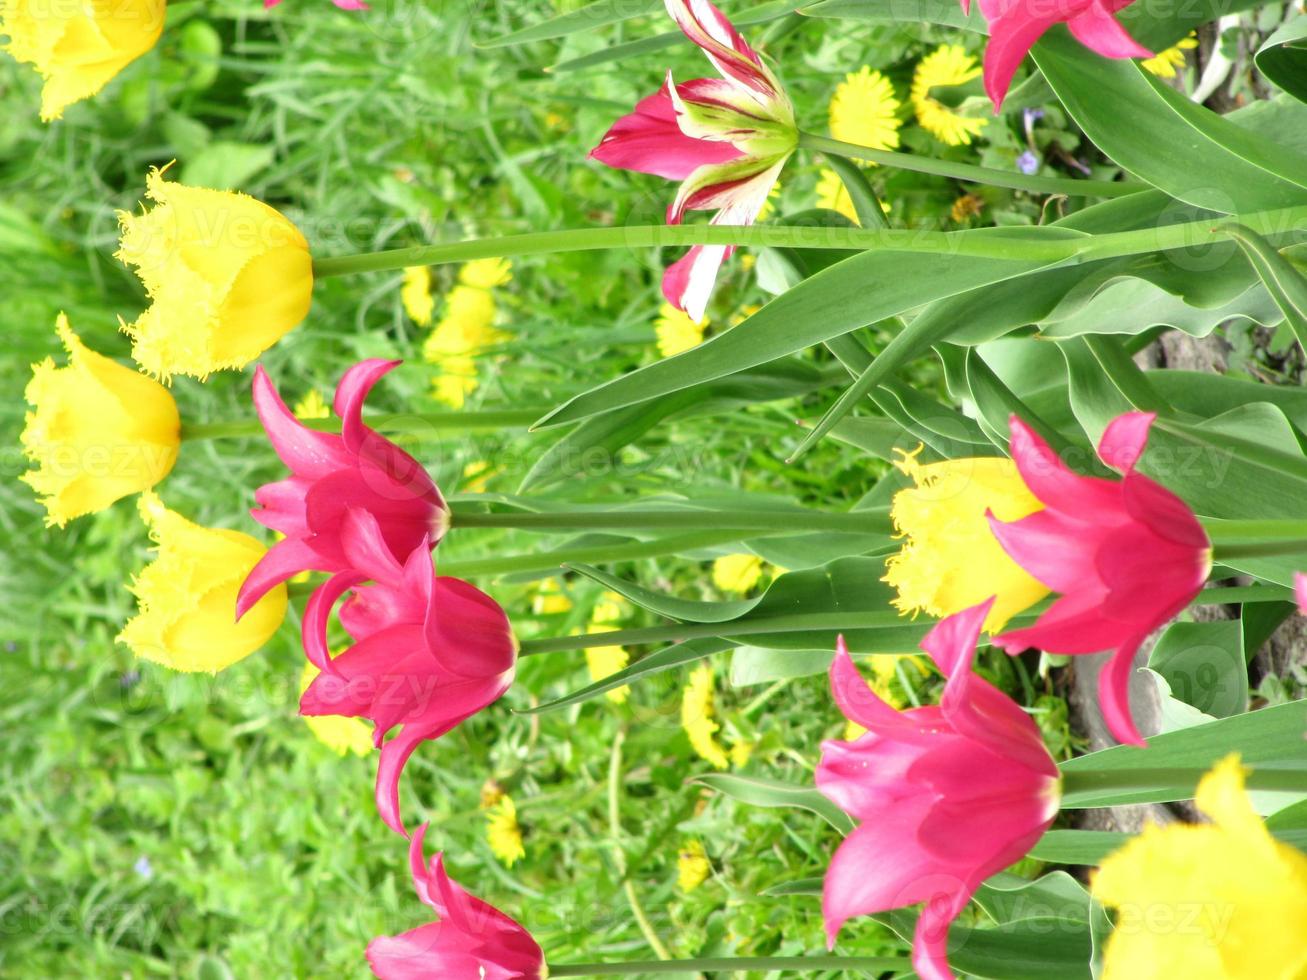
[300,509,516,835]
[368,823,546,979]
[989,412,1211,746]
[966,0,1151,108]
[818,599,1061,980]
[236,359,447,618]
[589,0,796,320]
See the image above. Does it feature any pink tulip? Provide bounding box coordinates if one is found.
[300,509,516,835]
[1296,572,1307,613]
[967,0,1151,108]
[236,359,448,618]
[818,599,1060,980]
[367,823,546,979]
[989,412,1211,746]
[589,0,796,320]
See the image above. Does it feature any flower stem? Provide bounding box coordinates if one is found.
[307,204,1307,279]
[180,409,543,441]
[798,130,1145,198]
[1203,520,1307,560]
[449,505,891,535]
[547,956,909,976]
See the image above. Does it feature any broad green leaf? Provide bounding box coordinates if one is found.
[1147,620,1247,720]
[536,231,1082,428]
[973,872,1089,926]
[830,416,923,462]
[1028,829,1130,867]
[799,0,985,31]
[179,142,274,190]
[729,646,833,686]
[878,909,1092,980]
[820,155,889,230]
[1225,224,1307,352]
[1039,277,1279,340]
[1059,698,1307,808]
[567,563,761,624]
[690,773,854,833]
[1034,30,1307,212]
[1256,15,1307,104]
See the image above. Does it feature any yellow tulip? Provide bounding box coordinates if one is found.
[1093,755,1307,979]
[118,493,288,672]
[21,314,179,527]
[116,167,314,380]
[882,446,1048,633]
[3,0,165,121]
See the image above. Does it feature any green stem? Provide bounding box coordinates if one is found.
[1191,584,1295,604]
[308,204,1307,279]
[1213,539,1307,560]
[449,505,890,535]
[1203,519,1307,543]
[1060,766,1307,796]
[799,131,1143,198]
[180,409,543,441]
[518,610,905,656]
[547,956,908,976]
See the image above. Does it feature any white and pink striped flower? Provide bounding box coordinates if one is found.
[590,0,796,321]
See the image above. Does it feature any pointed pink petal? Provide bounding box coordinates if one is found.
[1297,572,1307,614]
[912,887,974,980]
[1121,472,1209,550]
[252,365,349,479]
[590,80,741,181]
[1097,637,1148,746]
[302,571,367,672]
[366,923,482,979]
[992,591,1126,656]
[1067,2,1153,59]
[334,358,402,455]
[664,0,772,96]
[249,477,312,535]
[920,599,993,677]
[340,507,407,583]
[817,736,934,820]
[408,822,438,909]
[828,639,942,745]
[236,535,328,618]
[663,244,730,322]
[1096,411,1156,472]
[987,509,1106,595]
[983,11,1060,108]
[822,810,954,947]
[1006,415,1122,515]
[427,577,517,678]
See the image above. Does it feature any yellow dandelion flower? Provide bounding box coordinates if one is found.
[681,665,729,769]
[882,445,1048,633]
[1142,34,1198,79]
[912,45,988,147]
[728,739,754,768]
[430,357,478,409]
[532,580,573,615]
[480,779,506,809]
[1093,754,1307,978]
[401,266,434,326]
[485,796,526,867]
[459,257,513,290]
[677,840,712,892]
[712,554,764,594]
[20,314,180,527]
[586,639,631,704]
[654,302,707,358]
[829,66,902,164]
[950,193,985,223]
[292,389,330,420]
[299,662,372,756]
[118,493,287,672]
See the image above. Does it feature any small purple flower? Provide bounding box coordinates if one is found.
[133,856,153,880]
[120,670,141,689]
[1017,150,1040,175]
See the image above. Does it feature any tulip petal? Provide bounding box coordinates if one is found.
[302,570,367,672]
[829,639,942,745]
[252,364,349,479]
[236,534,327,618]
[1006,415,1120,514]
[983,10,1062,107]
[1296,572,1307,614]
[912,886,974,980]
[1096,410,1156,473]
[664,0,772,96]
[1066,2,1152,59]
[920,598,993,677]
[590,80,742,181]
[992,590,1126,655]
[334,358,402,456]
[986,508,1106,595]
[1121,472,1209,550]
[1098,636,1148,746]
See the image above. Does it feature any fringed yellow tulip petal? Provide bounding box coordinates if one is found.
[299,663,372,756]
[883,447,1047,632]
[1092,755,1307,979]
[118,493,288,672]
[3,0,165,120]
[21,314,179,527]
[116,168,313,380]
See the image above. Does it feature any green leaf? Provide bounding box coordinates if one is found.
[1224,223,1307,352]
[690,773,855,833]
[761,876,822,897]
[799,0,986,32]
[1256,15,1307,104]
[973,871,1089,926]
[819,155,888,230]
[567,563,761,624]
[1028,829,1130,867]
[536,233,1080,428]
[1034,30,1307,212]
[1147,620,1248,720]
[1059,699,1307,808]
[729,647,833,686]
[179,142,274,190]
[878,909,1092,980]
